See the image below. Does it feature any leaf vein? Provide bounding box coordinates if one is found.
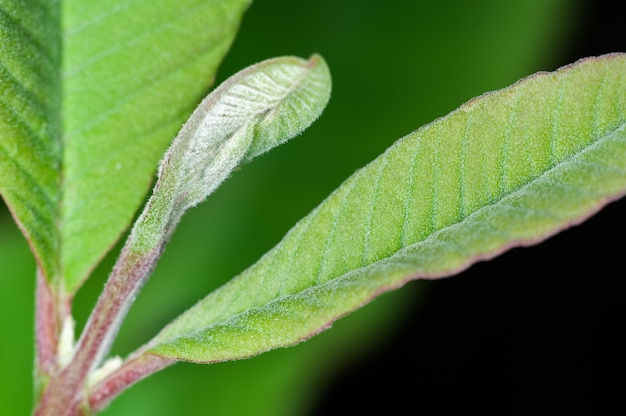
[360,154,388,267]
[65,36,232,140]
[400,137,421,247]
[314,177,359,286]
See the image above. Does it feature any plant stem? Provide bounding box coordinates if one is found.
[33,243,163,416]
[84,353,175,414]
[34,269,60,395]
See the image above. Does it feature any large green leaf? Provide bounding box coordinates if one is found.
[0,0,251,293]
[146,53,626,362]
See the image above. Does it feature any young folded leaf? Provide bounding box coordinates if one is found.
[134,54,331,252]
[145,53,626,364]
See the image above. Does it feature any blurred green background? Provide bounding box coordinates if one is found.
[1,0,619,414]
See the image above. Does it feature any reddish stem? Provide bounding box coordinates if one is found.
[82,353,175,415]
[33,245,163,416]
[35,269,59,381]
[35,268,72,395]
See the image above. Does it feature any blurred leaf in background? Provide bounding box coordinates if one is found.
[3,0,621,414]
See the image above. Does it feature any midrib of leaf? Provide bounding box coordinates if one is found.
[0,0,62,280]
[148,54,626,363]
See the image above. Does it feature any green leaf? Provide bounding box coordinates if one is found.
[146,53,626,363]
[130,55,331,253]
[0,1,62,283]
[0,0,252,293]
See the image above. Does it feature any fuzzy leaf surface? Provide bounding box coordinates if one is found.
[147,53,626,363]
[0,0,251,292]
[132,55,331,253]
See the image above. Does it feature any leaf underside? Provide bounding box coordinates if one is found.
[148,53,626,363]
[0,0,252,293]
